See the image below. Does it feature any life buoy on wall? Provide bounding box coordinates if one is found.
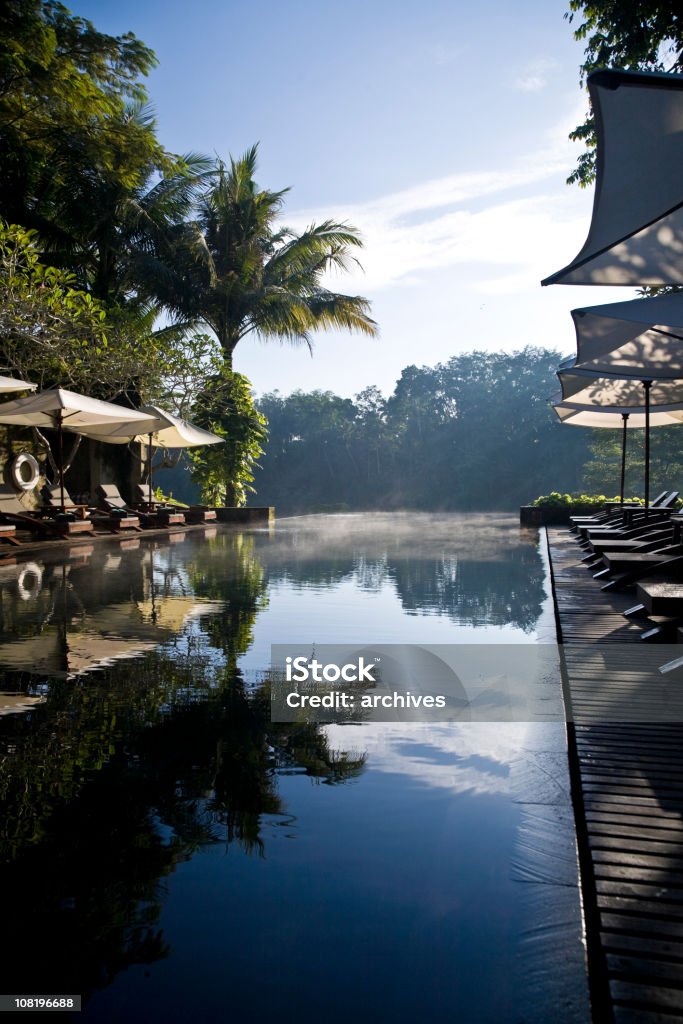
[17,562,43,601]
[10,452,40,492]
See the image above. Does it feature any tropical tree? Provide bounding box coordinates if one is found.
[0,0,159,226]
[187,368,268,506]
[252,349,593,512]
[565,1,683,185]
[156,145,377,367]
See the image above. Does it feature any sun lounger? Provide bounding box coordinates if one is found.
[0,485,91,538]
[570,490,671,531]
[601,552,683,592]
[42,485,141,533]
[133,485,215,524]
[132,485,186,526]
[575,492,680,541]
[97,484,184,529]
[579,509,677,544]
[0,523,19,546]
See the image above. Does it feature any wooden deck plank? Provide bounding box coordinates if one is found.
[547,526,683,1021]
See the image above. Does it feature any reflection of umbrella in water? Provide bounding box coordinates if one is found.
[0,692,46,717]
[553,400,683,506]
[0,388,160,510]
[0,593,223,679]
[74,404,223,506]
[543,68,683,287]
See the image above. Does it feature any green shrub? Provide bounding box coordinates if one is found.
[530,492,644,514]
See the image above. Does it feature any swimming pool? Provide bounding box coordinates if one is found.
[0,514,589,1022]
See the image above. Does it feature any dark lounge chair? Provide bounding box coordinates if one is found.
[570,490,670,530]
[133,484,215,524]
[132,484,186,526]
[0,485,91,538]
[0,523,19,546]
[97,484,184,529]
[42,485,141,533]
[577,494,679,543]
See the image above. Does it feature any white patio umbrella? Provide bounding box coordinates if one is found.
[75,404,223,505]
[0,376,36,394]
[569,292,683,378]
[0,388,160,510]
[553,400,683,505]
[543,68,683,287]
[557,293,683,508]
[558,367,683,510]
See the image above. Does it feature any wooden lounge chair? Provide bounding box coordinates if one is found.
[580,518,680,561]
[133,484,215,524]
[42,485,141,533]
[601,552,683,592]
[570,490,670,530]
[0,523,19,546]
[0,485,91,538]
[97,484,184,529]
[132,484,186,526]
[578,500,679,543]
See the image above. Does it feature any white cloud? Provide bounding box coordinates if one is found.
[323,721,565,798]
[283,108,591,296]
[513,57,560,93]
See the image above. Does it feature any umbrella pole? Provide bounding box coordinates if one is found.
[643,380,652,517]
[57,410,65,511]
[148,433,153,508]
[620,413,629,507]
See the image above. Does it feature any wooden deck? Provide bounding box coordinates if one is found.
[547,527,683,1024]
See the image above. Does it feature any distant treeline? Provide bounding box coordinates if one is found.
[250,348,594,512]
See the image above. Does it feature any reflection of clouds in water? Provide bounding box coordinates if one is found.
[256,513,546,633]
[323,721,553,798]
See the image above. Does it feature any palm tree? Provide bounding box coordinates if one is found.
[31,102,213,309]
[157,145,377,367]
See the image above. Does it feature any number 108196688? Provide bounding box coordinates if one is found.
[0,996,81,1012]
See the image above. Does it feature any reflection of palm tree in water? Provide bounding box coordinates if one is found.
[0,531,367,1004]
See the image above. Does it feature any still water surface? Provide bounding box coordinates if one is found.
[0,514,589,1022]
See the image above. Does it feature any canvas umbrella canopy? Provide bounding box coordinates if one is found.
[558,367,683,510]
[553,400,683,506]
[559,294,683,509]
[569,292,683,378]
[542,68,683,287]
[75,405,224,505]
[0,388,160,510]
[0,376,36,394]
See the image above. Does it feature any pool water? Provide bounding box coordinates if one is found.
[0,513,589,1023]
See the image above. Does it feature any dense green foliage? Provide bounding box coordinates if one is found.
[253,348,594,511]
[566,1,683,185]
[583,423,683,496]
[531,492,642,511]
[187,368,268,506]
[0,5,374,505]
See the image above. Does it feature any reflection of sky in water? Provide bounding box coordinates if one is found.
[239,576,537,678]
[239,512,556,677]
[0,515,588,1023]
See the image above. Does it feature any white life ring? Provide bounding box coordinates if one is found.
[17,562,43,602]
[10,452,40,492]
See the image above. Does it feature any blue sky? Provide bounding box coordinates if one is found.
[71,0,637,397]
